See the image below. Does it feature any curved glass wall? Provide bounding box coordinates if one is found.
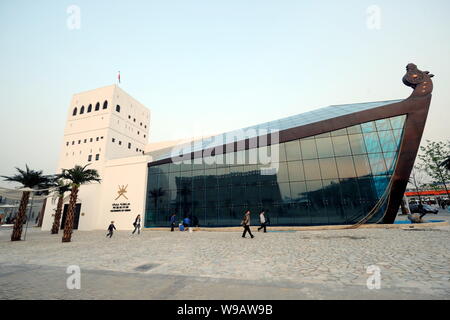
[145,115,406,227]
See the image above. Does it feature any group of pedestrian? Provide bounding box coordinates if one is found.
[106,214,141,238]
[105,210,269,238]
[241,209,269,238]
[169,213,201,232]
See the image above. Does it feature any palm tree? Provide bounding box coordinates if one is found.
[58,164,100,243]
[1,165,54,241]
[51,180,71,234]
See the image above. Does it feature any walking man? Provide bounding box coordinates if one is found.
[170,213,177,232]
[132,214,141,235]
[106,221,116,238]
[241,210,254,238]
[257,210,267,233]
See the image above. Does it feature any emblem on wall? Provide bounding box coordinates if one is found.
[111,185,131,212]
[115,185,128,200]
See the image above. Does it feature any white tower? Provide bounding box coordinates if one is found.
[42,85,151,231]
[59,84,150,171]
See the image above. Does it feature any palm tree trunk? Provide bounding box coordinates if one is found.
[62,185,78,243]
[37,197,47,227]
[11,191,30,241]
[51,196,64,234]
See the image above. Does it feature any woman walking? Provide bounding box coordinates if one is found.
[241,210,254,238]
[132,214,141,235]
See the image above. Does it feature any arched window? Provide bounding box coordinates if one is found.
[72,107,78,116]
[95,102,100,111]
[87,104,92,113]
[80,105,85,114]
[116,105,121,113]
[103,100,108,109]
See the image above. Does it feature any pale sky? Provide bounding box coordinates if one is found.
[0,0,449,186]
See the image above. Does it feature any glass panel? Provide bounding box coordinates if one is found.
[315,132,331,138]
[375,118,392,131]
[322,179,345,224]
[279,182,292,202]
[383,152,397,175]
[232,185,246,205]
[303,159,321,180]
[315,137,334,158]
[363,132,382,153]
[331,128,347,136]
[378,130,397,152]
[340,178,361,223]
[277,162,290,183]
[390,115,406,129]
[368,153,387,175]
[332,136,352,156]
[158,172,170,190]
[289,181,307,201]
[361,121,376,133]
[319,158,339,179]
[204,206,218,226]
[287,160,305,181]
[168,172,177,190]
[148,173,159,190]
[300,139,318,160]
[260,181,282,206]
[159,164,170,174]
[392,129,403,147]
[192,189,205,208]
[347,124,362,134]
[373,175,390,197]
[306,180,323,192]
[335,156,357,179]
[278,143,287,162]
[285,140,302,161]
[225,152,236,166]
[348,134,367,155]
[307,180,328,225]
[236,150,245,165]
[353,155,372,177]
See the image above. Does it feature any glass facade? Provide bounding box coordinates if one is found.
[145,115,406,227]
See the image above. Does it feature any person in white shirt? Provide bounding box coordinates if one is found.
[257,210,267,233]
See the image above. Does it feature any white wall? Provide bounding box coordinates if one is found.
[96,156,150,230]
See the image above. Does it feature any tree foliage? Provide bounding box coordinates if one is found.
[418,140,450,194]
[58,164,101,187]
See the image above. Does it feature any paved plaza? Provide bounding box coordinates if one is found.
[0,212,449,300]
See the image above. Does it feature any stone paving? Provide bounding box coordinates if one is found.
[0,212,449,299]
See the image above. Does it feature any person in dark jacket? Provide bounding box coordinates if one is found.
[132,214,141,234]
[106,221,116,238]
[241,210,254,238]
[170,213,177,232]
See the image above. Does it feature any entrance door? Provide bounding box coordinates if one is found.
[61,204,81,230]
